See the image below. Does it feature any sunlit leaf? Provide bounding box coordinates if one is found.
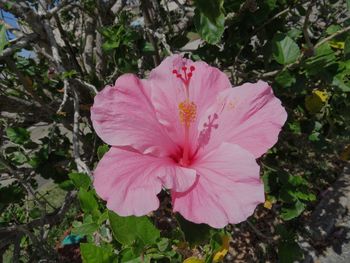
[108,211,160,246]
[6,127,30,144]
[0,24,8,53]
[272,33,300,65]
[80,243,117,263]
[194,9,225,45]
[69,172,91,190]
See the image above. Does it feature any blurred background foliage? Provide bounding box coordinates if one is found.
[0,0,349,262]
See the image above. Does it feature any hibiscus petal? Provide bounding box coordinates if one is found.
[148,55,231,153]
[198,81,287,158]
[94,147,196,216]
[91,74,177,157]
[172,143,264,228]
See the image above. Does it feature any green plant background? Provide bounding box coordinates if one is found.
[0,0,349,262]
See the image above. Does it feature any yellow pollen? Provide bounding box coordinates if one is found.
[178,100,197,126]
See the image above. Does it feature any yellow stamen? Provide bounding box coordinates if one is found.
[178,100,197,126]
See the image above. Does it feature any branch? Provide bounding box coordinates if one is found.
[0,191,77,234]
[4,58,55,113]
[45,0,73,18]
[111,0,127,14]
[0,0,28,18]
[73,78,98,95]
[0,157,46,210]
[82,15,95,75]
[173,10,194,34]
[144,28,173,55]
[141,0,161,66]
[255,25,350,79]
[37,11,94,176]
[56,79,69,114]
[0,0,48,42]
[302,0,316,55]
[254,7,290,34]
[246,220,275,243]
[0,190,77,259]
[0,34,37,60]
[315,25,350,48]
[72,87,92,177]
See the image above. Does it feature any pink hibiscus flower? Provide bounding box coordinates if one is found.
[91,55,287,228]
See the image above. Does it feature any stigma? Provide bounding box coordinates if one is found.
[178,100,197,126]
[172,65,195,87]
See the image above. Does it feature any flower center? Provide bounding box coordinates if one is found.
[178,100,197,127]
[172,65,197,166]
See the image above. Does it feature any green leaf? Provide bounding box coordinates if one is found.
[9,151,27,165]
[272,33,301,65]
[97,211,109,225]
[78,188,100,219]
[287,175,308,186]
[97,144,109,160]
[142,42,155,53]
[262,171,271,194]
[347,0,350,11]
[305,43,337,76]
[281,200,306,220]
[275,70,296,87]
[29,207,41,219]
[291,190,316,202]
[108,211,160,246]
[195,0,223,23]
[72,223,99,236]
[194,9,225,45]
[326,25,341,35]
[80,243,117,263]
[59,180,75,191]
[69,172,91,190]
[344,36,350,59]
[176,214,211,245]
[278,241,303,263]
[61,70,77,79]
[0,24,8,53]
[6,127,30,144]
[287,29,302,40]
[157,238,169,252]
[0,183,25,205]
[332,61,350,92]
[288,122,301,135]
[308,132,320,141]
[119,248,143,263]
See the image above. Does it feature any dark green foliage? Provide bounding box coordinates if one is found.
[1,0,349,262]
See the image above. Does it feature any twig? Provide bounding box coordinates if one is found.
[73,78,98,95]
[0,191,77,235]
[255,7,290,33]
[111,0,127,14]
[141,0,161,66]
[144,28,173,55]
[254,24,350,79]
[4,59,54,111]
[0,33,37,60]
[39,12,93,176]
[0,157,46,210]
[315,25,350,48]
[45,0,73,18]
[72,89,92,177]
[246,220,275,243]
[56,79,69,114]
[13,234,21,263]
[303,0,316,55]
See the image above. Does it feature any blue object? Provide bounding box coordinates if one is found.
[61,234,83,246]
